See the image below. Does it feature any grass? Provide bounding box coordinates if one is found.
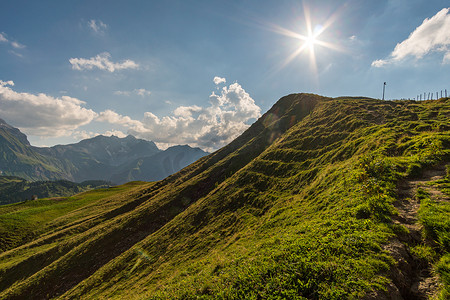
[0,95,450,299]
[417,181,450,299]
[0,181,149,252]
[0,176,111,205]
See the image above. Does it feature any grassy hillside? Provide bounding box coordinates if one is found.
[0,180,150,252]
[1,94,450,299]
[0,176,111,205]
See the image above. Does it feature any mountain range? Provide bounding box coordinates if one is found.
[0,94,449,299]
[0,118,207,184]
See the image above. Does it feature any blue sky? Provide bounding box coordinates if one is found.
[1,0,449,151]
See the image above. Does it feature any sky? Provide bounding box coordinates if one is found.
[1,0,449,151]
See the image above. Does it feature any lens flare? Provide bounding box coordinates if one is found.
[260,2,347,82]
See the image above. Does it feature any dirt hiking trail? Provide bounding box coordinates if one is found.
[390,165,448,299]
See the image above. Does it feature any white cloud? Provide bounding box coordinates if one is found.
[0,32,26,54]
[213,76,226,85]
[103,129,127,138]
[98,80,261,151]
[11,41,25,49]
[0,80,97,137]
[73,130,97,140]
[8,50,23,58]
[72,129,127,140]
[135,88,151,97]
[88,19,107,35]
[0,33,7,42]
[1,80,14,86]
[445,51,450,64]
[372,7,450,67]
[97,110,142,128]
[371,59,388,68]
[114,88,151,97]
[69,52,139,72]
[113,90,131,96]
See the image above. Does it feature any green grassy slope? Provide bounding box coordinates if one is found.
[0,181,148,252]
[417,175,450,299]
[0,176,111,205]
[1,94,450,299]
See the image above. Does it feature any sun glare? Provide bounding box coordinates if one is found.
[263,3,346,80]
[304,33,317,51]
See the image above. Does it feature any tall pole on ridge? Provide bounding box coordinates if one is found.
[382,82,386,100]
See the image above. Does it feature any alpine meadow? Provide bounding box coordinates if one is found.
[1,94,450,299]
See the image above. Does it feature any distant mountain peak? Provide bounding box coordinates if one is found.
[0,118,30,146]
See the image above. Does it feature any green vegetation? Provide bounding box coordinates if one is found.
[0,176,111,205]
[417,182,450,299]
[0,94,449,299]
[0,181,148,252]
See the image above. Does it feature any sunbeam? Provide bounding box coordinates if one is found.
[262,2,347,81]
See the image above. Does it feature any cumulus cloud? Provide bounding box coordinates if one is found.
[88,19,107,35]
[372,7,450,67]
[114,88,151,97]
[0,80,97,137]
[98,80,261,151]
[69,52,139,72]
[213,76,226,85]
[97,110,142,128]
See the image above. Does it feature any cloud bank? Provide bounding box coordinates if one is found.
[0,77,260,151]
[0,80,97,137]
[69,52,139,72]
[372,7,450,67]
[99,79,261,151]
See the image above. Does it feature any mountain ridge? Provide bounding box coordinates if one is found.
[0,123,208,184]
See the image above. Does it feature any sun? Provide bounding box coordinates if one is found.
[304,34,319,52]
[304,33,317,51]
[262,3,345,77]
